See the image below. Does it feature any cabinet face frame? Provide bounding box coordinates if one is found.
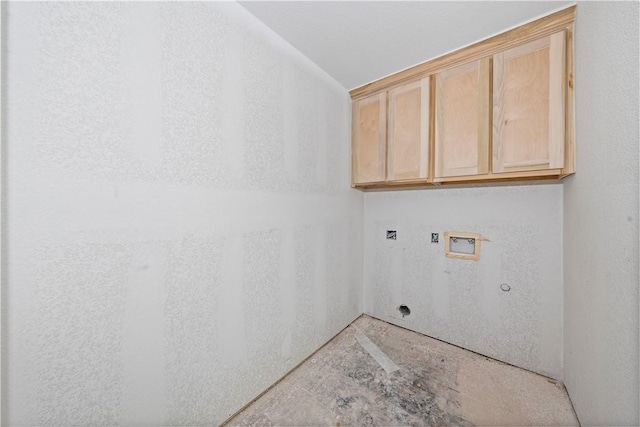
[352,92,387,185]
[434,58,490,180]
[562,24,575,175]
[387,77,430,181]
[348,6,575,190]
[492,31,566,174]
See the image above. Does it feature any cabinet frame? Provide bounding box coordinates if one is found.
[492,32,566,174]
[434,58,491,181]
[351,93,387,185]
[387,78,430,182]
[349,5,575,190]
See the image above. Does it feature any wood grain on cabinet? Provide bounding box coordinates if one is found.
[435,58,490,179]
[352,93,386,184]
[493,32,566,173]
[387,78,430,181]
[348,6,575,190]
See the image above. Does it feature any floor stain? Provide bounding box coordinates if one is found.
[334,396,356,411]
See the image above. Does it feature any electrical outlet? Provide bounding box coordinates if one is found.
[386,230,397,240]
[431,233,439,243]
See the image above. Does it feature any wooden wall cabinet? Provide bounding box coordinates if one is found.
[350,6,575,189]
[352,93,386,184]
[351,79,430,185]
[387,78,430,181]
[492,32,566,174]
[434,58,490,181]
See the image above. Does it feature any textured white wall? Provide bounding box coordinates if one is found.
[564,2,639,425]
[363,184,564,379]
[3,2,362,425]
[0,3,4,423]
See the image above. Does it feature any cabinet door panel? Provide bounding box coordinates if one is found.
[388,78,429,181]
[353,93,386,184]
[493,32,565,173]
[435,59,490,179]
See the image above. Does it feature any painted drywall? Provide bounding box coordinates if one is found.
[0,3,4,423]
[3,2,362,425]
[363,184,564,379]
[563,2,639,425]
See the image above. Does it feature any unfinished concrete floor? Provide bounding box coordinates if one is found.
[228,315,578,426]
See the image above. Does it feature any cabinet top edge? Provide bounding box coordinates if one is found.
[349,5,576,101]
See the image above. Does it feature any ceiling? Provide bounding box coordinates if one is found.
[239,1,575,90]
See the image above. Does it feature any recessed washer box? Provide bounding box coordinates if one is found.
[444,231,482,261]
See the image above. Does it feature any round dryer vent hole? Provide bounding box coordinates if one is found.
[397,305,411,317]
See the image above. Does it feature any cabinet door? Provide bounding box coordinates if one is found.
[387,78,430,181]
[352,93,386,184]
[493,32,566,173]
[435,58,490,179]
